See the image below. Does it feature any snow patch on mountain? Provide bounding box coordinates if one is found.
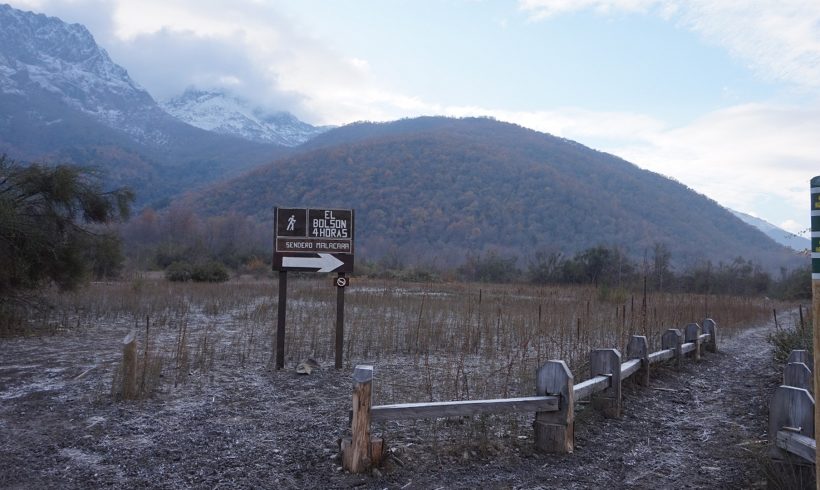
[0,4,171,145]
[162,89,327,146]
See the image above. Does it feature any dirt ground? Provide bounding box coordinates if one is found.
[0,312,801,489]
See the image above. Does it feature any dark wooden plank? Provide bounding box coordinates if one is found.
[681,342,696,355]
[776,430,816,464]
[620,358,641,379]
[573,375,610,400]
[648,349,675,363]
[371,395,559,422]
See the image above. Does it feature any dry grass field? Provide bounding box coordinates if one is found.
[0,276,794,488]
[31,276,776,402]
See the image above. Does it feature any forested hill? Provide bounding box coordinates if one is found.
[181,117,795,269]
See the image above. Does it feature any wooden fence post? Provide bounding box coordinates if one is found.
[662,328,683,370]
[626,335,649,386]
[788,350,814,372]
[590,349,621,418]
[702,318,718,353]
[785,363,814,392]
[341,365,383,473]
[122,329,138,400]
[534,360,574,453]
[769,386,815,461]
[685,323,701,361]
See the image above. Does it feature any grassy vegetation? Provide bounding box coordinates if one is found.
[767,305,813,364]
[9,276,780,404]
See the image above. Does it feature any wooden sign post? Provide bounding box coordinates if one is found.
[273,207,354,370]
[810,176,820,480]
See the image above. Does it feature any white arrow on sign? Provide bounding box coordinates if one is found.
[282,253,344,272]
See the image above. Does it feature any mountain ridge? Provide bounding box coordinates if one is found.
[0,3,289,205]
[180,116,798,270]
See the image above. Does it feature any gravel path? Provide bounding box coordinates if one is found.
[0,314,793,489]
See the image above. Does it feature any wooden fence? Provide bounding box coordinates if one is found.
[340,319,718,473]
[769,349,816,469]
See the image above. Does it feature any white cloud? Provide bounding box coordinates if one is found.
[519,0,820,90]
[7,0,379,122]
[605,103,820,230]
[519,0,676,19]
[6,0,817,232]
[780,219,805,235]
[428,101,818,233]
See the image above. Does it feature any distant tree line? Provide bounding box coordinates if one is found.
[449,243,810,300]
[120,204,272,281]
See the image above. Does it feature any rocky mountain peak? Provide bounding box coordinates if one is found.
[162,88,328,146]
[0,4,169,144]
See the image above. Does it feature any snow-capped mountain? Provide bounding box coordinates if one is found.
[162,89,327,146]
[0,4,287,205]
[0,3,174,145]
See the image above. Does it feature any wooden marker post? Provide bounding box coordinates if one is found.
[788,350,813,372]
[341,365,383,473]
[121,329,138,400]
[685,323,701,361]
[534,360,574,453]
[276,270,287,370]
[662,328,683,370]
[335,273,347,370]
[702,318,718,353]
[590,349,622,418]
[810,175,820,480]
[626,335,649,386]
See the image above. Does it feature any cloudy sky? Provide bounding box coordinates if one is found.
[9,0,820,235]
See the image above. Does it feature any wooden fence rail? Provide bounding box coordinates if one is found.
[341,319,719,473]
[770,349,816,469]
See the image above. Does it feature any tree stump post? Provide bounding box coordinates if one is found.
[685,323,701,361]
[626,335,649,386]
[341,365,383,473]
[122,329,138,400]
[590,349,621,418]
[702,318,718,353]
[534,360,574,453]
[662,328,683,370]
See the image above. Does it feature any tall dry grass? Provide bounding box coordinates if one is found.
[30,276,783,404]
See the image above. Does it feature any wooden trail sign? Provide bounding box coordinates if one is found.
[274,207,354,273]
[272,206,355,370]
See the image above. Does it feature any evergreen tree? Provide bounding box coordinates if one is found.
[0,156,133,299]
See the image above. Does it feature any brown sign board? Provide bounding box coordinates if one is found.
[273,207,354,273]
